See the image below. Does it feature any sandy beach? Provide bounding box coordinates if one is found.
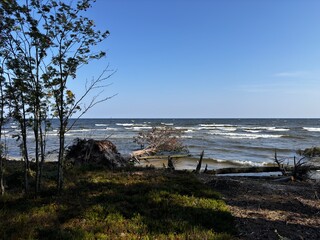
[198,175,320,240]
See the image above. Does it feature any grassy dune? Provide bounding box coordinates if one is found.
[0,163,235,239]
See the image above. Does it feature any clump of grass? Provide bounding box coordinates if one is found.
[0,163,235,239]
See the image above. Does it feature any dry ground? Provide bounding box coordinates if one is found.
[198,175,320,240]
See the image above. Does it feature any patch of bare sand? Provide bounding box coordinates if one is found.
[198,175,320,240]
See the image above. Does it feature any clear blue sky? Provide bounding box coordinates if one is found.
[72,0,320,118]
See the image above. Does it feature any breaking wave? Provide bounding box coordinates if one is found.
[303,127,320,132]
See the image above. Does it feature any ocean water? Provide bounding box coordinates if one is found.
[2,118,320,170]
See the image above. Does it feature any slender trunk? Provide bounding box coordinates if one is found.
[57,78,65,193]
[0,159,4,196]
[57,43,65,193]
[57,124,65,192]
[34,80,41,194]
[38,120,46,191]
[0,85,4,196]
[21,97,30,194]
[34,110,40,195]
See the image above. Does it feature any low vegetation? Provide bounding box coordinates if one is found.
[0,161,235,239]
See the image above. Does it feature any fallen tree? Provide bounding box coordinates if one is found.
[66,138,128,169]
[131,127,188,161]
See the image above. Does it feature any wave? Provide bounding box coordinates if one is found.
[130,126,152,131]
[105,127,118,131]
[199,123,238,129]
[116,123,134,127]
[95,124,108,127]
[303,127,320,132]
[230,160,269,167]
[180,135,193,139]
[281,135,305,140]
[243,126,289,132]
[210,132,283,139]
[206,158,270,167]
[244,129,262,133]
[185,129,194,133]
[199,124,235,127]
[161,122,174,126]
[69,129,90,133]
[199,126,237,131]
[270,128,290,132]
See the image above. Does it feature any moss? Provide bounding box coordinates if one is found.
[0,163,235,239]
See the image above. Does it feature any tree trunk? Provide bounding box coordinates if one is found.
[57,132,65,193]
[0,86,4,196]
[21,102,30,194]
[195,150,204,173]
[38,122,46,191]
[34,111,40,195]
[167,156,175,170]
[0,158,4,196]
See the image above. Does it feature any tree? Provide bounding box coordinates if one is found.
[0,0,112,193]
[0,0,51,194]
[0,59,6,196]
[132,127,187,160]
[38,0,110,192]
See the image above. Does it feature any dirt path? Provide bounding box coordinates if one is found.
[199,176,320,240]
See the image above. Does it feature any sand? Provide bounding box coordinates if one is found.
[198,175,320,240]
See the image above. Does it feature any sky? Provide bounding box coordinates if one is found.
[72,0,320,118]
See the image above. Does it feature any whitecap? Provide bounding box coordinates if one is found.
[242,126,289,132]
[69,129,90,133]
[95,124,108,127]
[105,127,118,131]
[212,158,270,167]
[210,132,283,139]
[132,126,152,131]
[185,129,194,133]
[161,122,174,126]
[303,127,320,132]
[244,129,262,133]
[116,123,134,127]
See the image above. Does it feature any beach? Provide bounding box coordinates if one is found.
[199,175,320,240]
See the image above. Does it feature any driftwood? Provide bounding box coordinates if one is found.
[131,148,157,160]
[206,166,283,175]
[205,166,320,175]
[167,156,175,171]
[136,154,190,160]
[195,151,204,173]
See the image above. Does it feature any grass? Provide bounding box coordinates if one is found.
[0,162,236,239]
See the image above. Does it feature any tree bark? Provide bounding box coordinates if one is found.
[195,150,204,173]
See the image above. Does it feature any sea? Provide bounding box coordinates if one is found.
[2,118,320,171]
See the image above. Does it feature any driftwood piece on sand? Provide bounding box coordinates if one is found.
[205,166,320,175]
[205,166,282,175]
[167,156,175,171]
[195,151,204,173]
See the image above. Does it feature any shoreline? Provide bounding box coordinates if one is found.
[198,175,320,240]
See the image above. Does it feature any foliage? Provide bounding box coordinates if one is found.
[0,0,112,194]
[0,161,235,239]
[134,127,187,154]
